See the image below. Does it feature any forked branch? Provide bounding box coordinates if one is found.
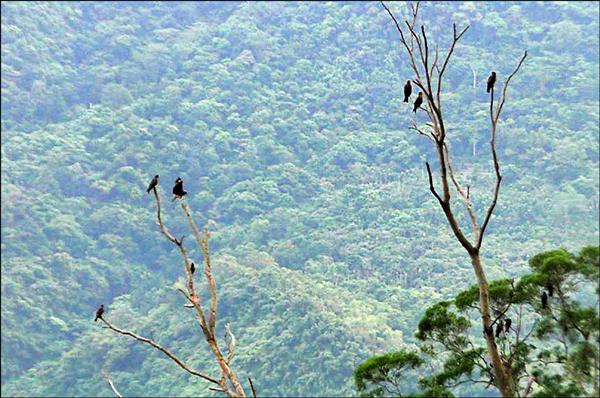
[100,317,219,385]
[477,51,528,249]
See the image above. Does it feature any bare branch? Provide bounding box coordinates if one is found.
[152,188,179,245]
[152,189,209,336]
[478,51,527,249]
[410,122,435,143]
[151,190,246,397]
[437,23,470,109]
[494,51,528,122]
[100,317,219,385]
[182,203,218,334]
[430,44,439,76]
[522,376,535,398]
[425,162,443,204]
[103,372,123,398]
[224,323,236,365]
[380,2,423,83]
[443,143,480,236]
[249,377,258,398]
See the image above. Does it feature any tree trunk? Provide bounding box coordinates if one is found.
[470,252,515,397]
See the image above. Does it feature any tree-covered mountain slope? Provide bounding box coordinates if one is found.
[1,1,598,396]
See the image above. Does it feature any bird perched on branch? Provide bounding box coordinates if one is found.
[146,174,159,193]
[172,177,187,201]
[505,318,512,333]
[403,80,412,102]
[94,304,104,322]
[487,71,496,93]
[546,283,554,297]
[541,291,548,309]
[495,319,504,338]
[190,262,195,274]
[413,92,423,113]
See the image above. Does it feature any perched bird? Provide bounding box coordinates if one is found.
[486,71,496,93]
[495,319,504,338]
[504,318,512,333]
[413,92,423,113]
[403,80,412,103]
[146,174,159,193]
[172,178,187,201]
[547,283,554,297]
[94,304,104,322]
[190,262,195,275]
[541,291,548,309]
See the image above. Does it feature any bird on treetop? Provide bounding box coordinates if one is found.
[403,80,412,103]
[94,304,104,322]
[487,71,496,93]
[413,92,423,113]
[147,174,159,193]
[172,177,187,201]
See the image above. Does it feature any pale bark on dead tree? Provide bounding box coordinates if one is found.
[99,187,251,397]
[381,2,527,397]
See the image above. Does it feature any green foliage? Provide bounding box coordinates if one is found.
[355,350,422,397]
[357,246,600,397]
[416,302,470,343]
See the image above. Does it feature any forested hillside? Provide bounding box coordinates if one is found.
[1,2,598,396]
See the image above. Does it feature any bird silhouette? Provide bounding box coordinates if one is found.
[487,71,496,93]
[94,304,104,322]
[146,174,159,193]
[403,80,412,102]
[413,92,423,113]
[172,178,187,201]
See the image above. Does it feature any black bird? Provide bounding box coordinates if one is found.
[413,92,423,113]
[403,80,412,103]
[487,71,496,93]
[495,320,504,338]
[172,177,187,201]
[190,262,195,275]
[94,304,104,322]
[146,174,159,193]
[505,318,512,333]
[547,283,554,297]
[541,291,548,309]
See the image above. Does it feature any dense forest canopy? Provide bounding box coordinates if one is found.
[1,1,598,396]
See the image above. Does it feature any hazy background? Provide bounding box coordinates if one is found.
[1,1,598,396]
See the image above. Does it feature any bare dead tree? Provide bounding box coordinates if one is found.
[381,2,527,396]
[98,186,252,397]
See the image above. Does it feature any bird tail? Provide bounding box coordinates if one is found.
[146,188,151,193]
[487,87,491,93]
[94,317,98,322]
[403,97,408,103]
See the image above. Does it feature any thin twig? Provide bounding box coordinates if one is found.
[103,372,124,398]
[477,51,527,249]
[100,318,219,385]
[425,162,443,204]
[443,142,480,236]
[224,323,236,365]
[249,377,258,398]
[523,376,535,398]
